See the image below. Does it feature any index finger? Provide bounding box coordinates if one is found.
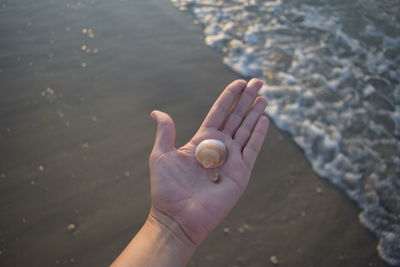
[200,80,247,129]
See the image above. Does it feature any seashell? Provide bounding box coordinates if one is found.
[195,139,227,169]
[209,172,220,183]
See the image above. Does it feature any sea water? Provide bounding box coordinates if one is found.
[170,0,400,265]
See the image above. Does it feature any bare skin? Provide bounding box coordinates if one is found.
[112,79,269,267]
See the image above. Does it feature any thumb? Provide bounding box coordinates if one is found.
[150,110,176,154]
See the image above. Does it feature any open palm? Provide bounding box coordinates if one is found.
[149,79,269,245]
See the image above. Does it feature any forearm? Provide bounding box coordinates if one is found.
[111,209,197,267]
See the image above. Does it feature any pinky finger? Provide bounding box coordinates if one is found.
[242,116,270,170]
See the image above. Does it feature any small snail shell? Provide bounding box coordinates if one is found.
[195,139,227,168]
[209,172,220,183]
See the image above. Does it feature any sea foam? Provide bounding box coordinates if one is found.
[171,0,400,265]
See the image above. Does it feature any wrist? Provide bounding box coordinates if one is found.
[145,208,197,265]
[111,208,197,267]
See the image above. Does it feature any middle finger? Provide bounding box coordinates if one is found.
[222,78,263,136]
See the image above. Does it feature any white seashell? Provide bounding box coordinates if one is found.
[195,139,227,169]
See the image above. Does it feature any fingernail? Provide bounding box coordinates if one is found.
[251,78,263,87]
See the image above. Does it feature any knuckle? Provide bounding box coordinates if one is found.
[214,104,228,114]
[232,107,244,117]
[158,122,171,129]
[242,90,255,98]
[248,142,259,153]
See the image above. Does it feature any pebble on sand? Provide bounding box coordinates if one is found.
[66,223,77,233]
[270,255,279,265]
[238,227,246,234]
[38,165,44,171]
[87,29,95,39]
[80,143,90,149]
[46,87,55,94]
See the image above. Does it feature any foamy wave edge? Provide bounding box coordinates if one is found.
[170,0,400,265]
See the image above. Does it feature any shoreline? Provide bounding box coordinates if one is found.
[0,0,389,266]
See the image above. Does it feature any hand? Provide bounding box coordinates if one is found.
[149,79,269,245]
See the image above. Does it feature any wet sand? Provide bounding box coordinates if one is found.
[0,0,389,266]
